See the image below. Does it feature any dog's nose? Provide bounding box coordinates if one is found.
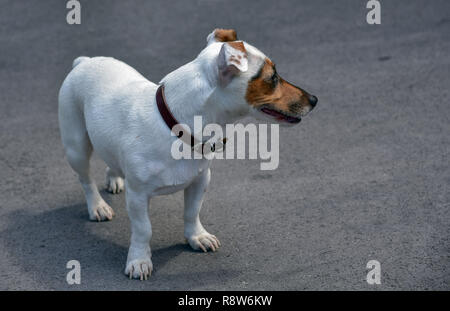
[308,95,318,107]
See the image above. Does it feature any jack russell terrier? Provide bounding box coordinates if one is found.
[58,29,318,280]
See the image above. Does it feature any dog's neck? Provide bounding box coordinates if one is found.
[160,59,249,138]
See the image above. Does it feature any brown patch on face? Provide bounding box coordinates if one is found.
[245,58,314,119]
[214,29,237,42]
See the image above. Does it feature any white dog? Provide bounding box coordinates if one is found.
[58,29,317,280]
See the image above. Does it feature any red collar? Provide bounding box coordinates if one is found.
[155,85,226,154]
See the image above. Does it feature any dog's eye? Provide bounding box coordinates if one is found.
[269,73,279,86]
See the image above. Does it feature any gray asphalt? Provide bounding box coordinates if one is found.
[0,0,449,290]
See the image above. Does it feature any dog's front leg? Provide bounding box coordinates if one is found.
[124,184,152,280]
[184,168,221,252]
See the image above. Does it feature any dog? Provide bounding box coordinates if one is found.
[58,28,317,280]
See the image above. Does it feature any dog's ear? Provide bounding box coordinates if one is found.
[217,41,248,87]
[207,28,237,46]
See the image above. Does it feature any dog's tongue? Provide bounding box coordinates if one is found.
[261,107,301,124]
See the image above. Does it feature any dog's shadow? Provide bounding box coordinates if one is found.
[1,192,239,290]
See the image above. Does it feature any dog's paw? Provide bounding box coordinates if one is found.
[125,258,153,280]
[106,175,124,194]
[88,201,115,222]
[186,232,221,252]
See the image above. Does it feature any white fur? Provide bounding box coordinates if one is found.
[58,36,267,279]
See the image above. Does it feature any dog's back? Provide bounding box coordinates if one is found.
[59,56,150,107]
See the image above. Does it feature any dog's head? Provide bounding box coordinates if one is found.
[204,28,317,125]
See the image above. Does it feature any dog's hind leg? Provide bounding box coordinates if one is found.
[59,91,114,221]
[106,167,125,194]
[62,129,115,221]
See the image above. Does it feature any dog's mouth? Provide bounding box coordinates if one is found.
[260,107,301,124]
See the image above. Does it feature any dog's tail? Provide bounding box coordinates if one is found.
[72,56,90,68]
